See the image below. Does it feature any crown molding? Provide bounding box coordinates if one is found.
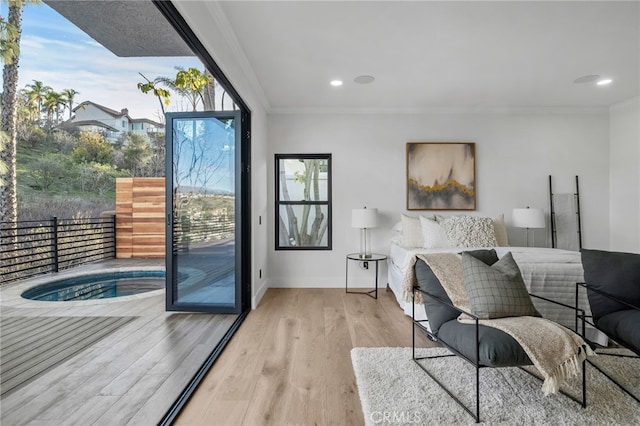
[268,106,609,115]
[609,96,640,113]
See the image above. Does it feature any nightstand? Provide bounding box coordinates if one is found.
[345,253,387,299]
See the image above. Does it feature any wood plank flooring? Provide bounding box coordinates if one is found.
[175,288,437,426]
[0,260,238,426]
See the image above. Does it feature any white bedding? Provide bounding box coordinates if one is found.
[387,243,607,345]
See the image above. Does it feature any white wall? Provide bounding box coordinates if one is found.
[267,112,610,287]
[175,2,270,308]
[609,97,640,253]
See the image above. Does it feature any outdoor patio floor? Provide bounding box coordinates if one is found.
[0,259,238,426]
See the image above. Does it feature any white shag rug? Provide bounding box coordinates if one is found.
[351,347,640,426]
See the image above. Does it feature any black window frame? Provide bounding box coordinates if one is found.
[275,153,332,251]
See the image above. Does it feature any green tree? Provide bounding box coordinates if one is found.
[42,89,65,126]
[139,67,215,113]
[85,162,122,196]
[122,132,151,177]
[157,67,210,111]
[61,88,78,120]
[0,0,27,225]
[29,153,68,191]
[0,1,40,226]
[23,79,50,122]
[137,72,170,115]
[50,128,77,154]
[72,131,113,165]
[147,132,165,177]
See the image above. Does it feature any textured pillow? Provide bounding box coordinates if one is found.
[461,251,540,319]
[419,215,451,249]
[493,215,509,247]
[581,249,640,321]
[442,216,498,248]
[400,214,423,247]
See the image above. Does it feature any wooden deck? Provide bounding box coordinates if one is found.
[0,259,238,426]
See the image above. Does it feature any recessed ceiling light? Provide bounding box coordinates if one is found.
[354,75,375,84]
[330,80,343,87]
[596,78,613,86]
[574,75,600,84]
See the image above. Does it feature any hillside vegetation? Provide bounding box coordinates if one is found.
[16,128,164,221]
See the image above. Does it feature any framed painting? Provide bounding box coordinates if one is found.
[406,142,476,210]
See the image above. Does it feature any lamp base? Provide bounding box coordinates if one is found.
[359,228,372,259]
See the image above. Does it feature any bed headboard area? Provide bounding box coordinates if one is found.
[394,213,509,250]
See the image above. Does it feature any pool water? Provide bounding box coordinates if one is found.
[21,271,165,301]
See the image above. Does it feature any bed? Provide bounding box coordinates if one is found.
[387,214,607,346]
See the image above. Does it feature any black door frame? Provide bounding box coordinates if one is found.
[165,110,243,314]
[153,2,252,423]
[154,1,251,314]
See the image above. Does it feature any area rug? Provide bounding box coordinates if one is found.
[351,347,640,425]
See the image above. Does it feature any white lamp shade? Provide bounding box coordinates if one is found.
[512,208,545,228]
[352,208,379,229]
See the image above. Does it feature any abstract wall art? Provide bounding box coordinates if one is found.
[406,142,476,210]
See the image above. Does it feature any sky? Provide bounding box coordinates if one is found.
[13,3,204,122]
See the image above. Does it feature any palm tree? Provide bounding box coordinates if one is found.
[23,79,50,122]
[0,130,8,187]
[1,0,27,226]
[20,87,38,121]
[61,88,78,119]
[157,67,211,111]
[138,72,170,115]
[43,90,66,127]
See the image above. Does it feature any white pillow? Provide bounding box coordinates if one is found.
[390,221,402,244]
[419,215,451,249]
[492,214,509,247]
[441,215,498,248]
[400,214,424,247]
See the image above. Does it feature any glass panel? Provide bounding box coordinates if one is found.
[278,204,329,248]
[278,159,329,202]
[172,115,235,307]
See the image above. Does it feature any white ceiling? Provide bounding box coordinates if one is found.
[194,1,639,112]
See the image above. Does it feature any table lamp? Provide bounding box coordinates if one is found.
[351,207,378,259]
[512,207,545,247]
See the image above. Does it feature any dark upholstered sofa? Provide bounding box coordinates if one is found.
[415,256,533,368]
[579,248,640,402]
[412,249,585,422]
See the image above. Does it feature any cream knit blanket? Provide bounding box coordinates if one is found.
[403,253,595,395]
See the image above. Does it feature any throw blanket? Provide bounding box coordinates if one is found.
[403,253,595,395]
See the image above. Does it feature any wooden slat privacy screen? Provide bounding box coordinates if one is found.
[115,178,165,258]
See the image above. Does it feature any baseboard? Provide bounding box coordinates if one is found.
[252,278,269,309]
[269,278,384,288]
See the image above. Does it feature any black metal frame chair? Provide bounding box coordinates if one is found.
[412,285,587,423]
[575,282,640,403]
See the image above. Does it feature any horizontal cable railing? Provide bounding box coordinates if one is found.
[173,218,235,253]
[0,216,116,284]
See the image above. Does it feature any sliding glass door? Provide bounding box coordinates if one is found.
[165,111,242,313]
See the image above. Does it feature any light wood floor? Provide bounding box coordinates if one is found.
[176,287,437,426]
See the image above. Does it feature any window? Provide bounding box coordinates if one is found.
[275,154,332,250]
